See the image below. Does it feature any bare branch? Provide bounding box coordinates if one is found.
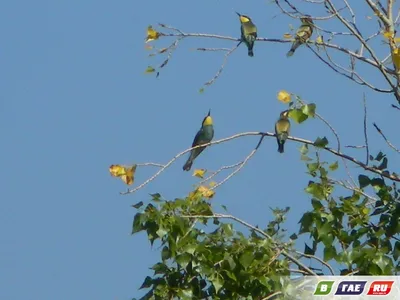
[122,130,400,195]
[212,136,265,190]
[373,122,400,153]
[204,44,239,87]
[295,251,335,275]
[363,94,370,165]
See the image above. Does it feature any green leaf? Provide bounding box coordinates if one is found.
[301,155,313,161]
[301,103,316,117]
[156,227,168,238]
[375,151,384,161]
[299,144,309,155]
[139,276,153,289]
[211,275,224,294]
[394,241,400,261]
[132,201,144,209]
[289,108,308,123]
[324,246,337,261]
[329,161,338,171]
[151,262,169,275]
[304,242,315,255]
[176,253,191,268]
[314,137,329,148]
[150,193,162,202]
[358,175,370,188]
[132,213,145,234]
[239,251,254,269]
[299,212,314,234]
[290,233,298,240]
[199,87,205,93]
[378,157,388,170]
[311,198,323,210]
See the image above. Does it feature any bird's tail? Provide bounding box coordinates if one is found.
[278,142,285,153]
[286,40,300,57]
[277,132,288,153]
[247,42,254,57]
[183,158,193,171]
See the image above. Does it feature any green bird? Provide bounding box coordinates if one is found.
[287,15,314,57]
[275,110,291,153]
[183,110,214,171]
[236,12,257,57]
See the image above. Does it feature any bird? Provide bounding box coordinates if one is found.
[236,12,257,57]
[183,110,214,171]
[275,110,291,153]
[287,15,314,57]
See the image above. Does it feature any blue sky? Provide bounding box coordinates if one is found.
[1,1,399,299]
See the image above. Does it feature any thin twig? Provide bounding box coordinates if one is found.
[295,251,335,275]
[373,122,400,153]
[212,136,265,190]
[363,94,370,165]
[122,131,400,194]
[204,44,239,86]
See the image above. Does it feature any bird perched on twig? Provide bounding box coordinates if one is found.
[183,110,214,171]
[236,12,257,57]
[275,110,291,153]
[287,15,314,57]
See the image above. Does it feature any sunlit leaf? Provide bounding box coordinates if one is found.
[193,169,206,178]
[316,36,324,44]
[144,66,156,74]
[277,90,291,103]
[383,31,394,39]
[209,181,217,187]
[283,33,293,39]
[289,109,308,123]
[329,161,338,171]
[197,185,215,199]
[392,48,400,71]
[109,164,137,185]
[145,25,160,43]
[301,103,316,117]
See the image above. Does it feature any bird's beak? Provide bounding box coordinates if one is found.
[207,109,211,116]
[235,11,241,17]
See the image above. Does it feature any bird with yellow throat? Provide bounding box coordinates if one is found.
[236,12,257,57]
[275,110,291,153]
[183,110,214,171]
[287,15,314,57]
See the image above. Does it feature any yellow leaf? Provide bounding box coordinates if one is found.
[109,164,126,177]
[209,181,217,187]
[145,26,160,43]
[277,90,291,103]
[145,66,155,73]
[197,185,215,199]
[121,165,136,185]
[392,48,400,71]
[283,33,292,39]
[109,164,137,185]
[193,169,206,178]
[383,31,394,39]
[316,36,323,44]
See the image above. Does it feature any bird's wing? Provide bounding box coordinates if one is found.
[191,128,203,147]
